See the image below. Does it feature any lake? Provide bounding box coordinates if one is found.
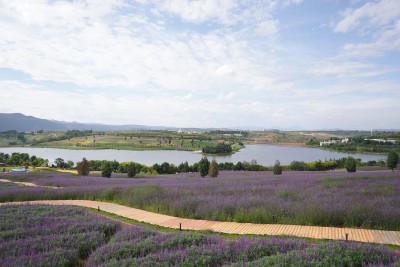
[0,145,386,166]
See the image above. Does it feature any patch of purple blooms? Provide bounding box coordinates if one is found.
[0,204,398,267]
[227,241,400,266]
[1,170,400,230]
[86,225,307,266]
[86,225,400,267]
[0,204,121,267]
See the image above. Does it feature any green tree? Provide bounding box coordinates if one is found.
[234,161,244,171]
[101,162,113,178]
[66,160,74,169]
[178,161,189,173]
[127,162,136,178]
[290,161,306,171]
[345,156,357,173]
[208,159,219,178]
[55,158,65,168]
[77,157,90,176]
[198,157,210,177]
[387,151,399,171]
[273,160,283,175]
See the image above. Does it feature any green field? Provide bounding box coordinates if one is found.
[1,129,398,154]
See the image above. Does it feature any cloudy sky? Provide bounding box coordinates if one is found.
[0,0,399,130]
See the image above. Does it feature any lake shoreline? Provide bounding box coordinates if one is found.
[0,145,386,166]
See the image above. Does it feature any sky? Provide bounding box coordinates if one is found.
[0,0,399,130]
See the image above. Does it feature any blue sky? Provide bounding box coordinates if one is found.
[0,0,399,130]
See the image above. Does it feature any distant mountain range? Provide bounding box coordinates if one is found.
[0,113,281,132]
[1,113,398,133]
[0,113,176,132]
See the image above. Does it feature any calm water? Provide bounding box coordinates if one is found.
[0,145,386,166]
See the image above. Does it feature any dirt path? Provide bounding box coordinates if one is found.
[1,200,399,246]
[0,179,60,189]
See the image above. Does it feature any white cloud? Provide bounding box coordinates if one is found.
[0,0,398,130]
[332,0,400,63]
[216,64,234,76]
[312,59,391,78]
[0,0,287,94]
[342,20,400,57]
[334,0,400,33]
[156,0,237,25]
[1,77,398,129]
[255,20,279,36]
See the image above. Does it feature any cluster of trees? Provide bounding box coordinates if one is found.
[84,160,153,178]
[3,150,399,178]
[217,160,267,171]
[37,130,94,144]
[198,157,219,177]
[54,158,75,169]
[0,130,26,145]
[0,130,26,141]
[73,157,220,178]
[289,160,340,171]
[0,152,47,167]
[308,135,399,154]
[288,156,388,172]
[202,143,232,154]
[153,159,267,174]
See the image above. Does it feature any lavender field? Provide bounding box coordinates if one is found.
[0,204,120,267]
[86,225,399,267]
[1,204,398,267]
[1,170,400,230]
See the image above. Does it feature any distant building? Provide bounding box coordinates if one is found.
[320,138,349,146]
[222,133,243,137]
[176,129,197,134]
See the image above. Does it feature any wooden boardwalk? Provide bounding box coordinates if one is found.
[1,200,399,246]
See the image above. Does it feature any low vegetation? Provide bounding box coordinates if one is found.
[1,170,399,230]
[1,204,399,266]
[0,204,120,266]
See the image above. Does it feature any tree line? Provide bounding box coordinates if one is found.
[2,152,399,176]
[0,152,47,167]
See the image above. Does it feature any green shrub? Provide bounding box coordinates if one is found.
[345,157,357,173]
[273,160,283,175]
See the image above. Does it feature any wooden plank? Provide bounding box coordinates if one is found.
[2,200,399,246]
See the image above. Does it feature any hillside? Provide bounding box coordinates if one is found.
[0,113,67,132]
[0,113,174,132]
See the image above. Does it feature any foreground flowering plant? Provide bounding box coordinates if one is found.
[1,170,400,230]
[0,204,399,267]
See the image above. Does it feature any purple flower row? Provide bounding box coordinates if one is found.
[87,224,400,267]
[0,204,121,267]
[1,170,400,229]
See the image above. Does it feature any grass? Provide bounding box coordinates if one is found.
[319,177,345,188]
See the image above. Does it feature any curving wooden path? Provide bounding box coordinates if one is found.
[1,200,399,246]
